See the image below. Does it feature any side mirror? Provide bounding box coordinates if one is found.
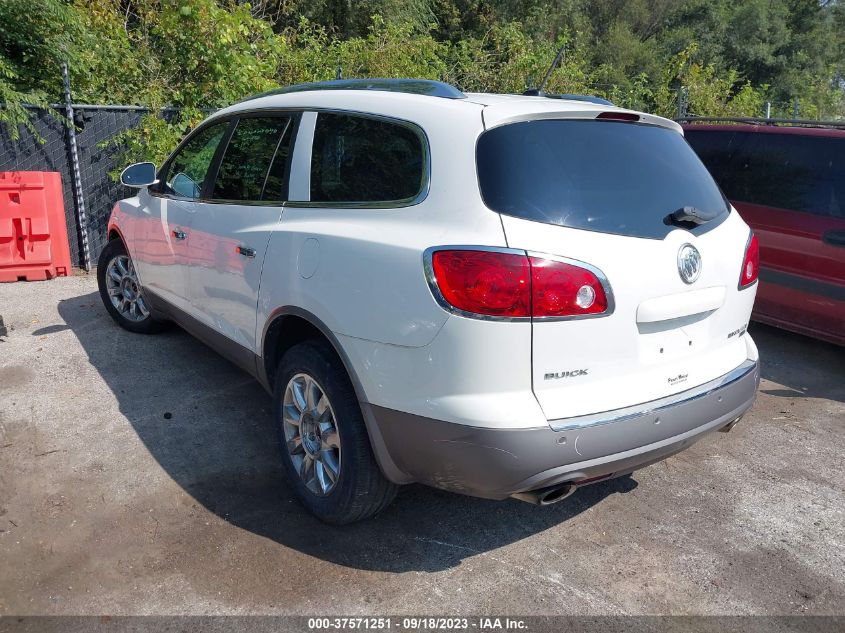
[120,162,158,188]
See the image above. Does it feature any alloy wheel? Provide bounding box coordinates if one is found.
[282,373,342,496]
[105,254,149,322]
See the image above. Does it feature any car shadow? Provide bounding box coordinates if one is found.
[57,291,637,573]
[749,322,845,403]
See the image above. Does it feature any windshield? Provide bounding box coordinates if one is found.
[476,120,729,239]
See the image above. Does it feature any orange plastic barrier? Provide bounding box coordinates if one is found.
[0,171,72,282]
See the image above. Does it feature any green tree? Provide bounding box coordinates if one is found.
[2,0,844,160]
[0,0,81,138]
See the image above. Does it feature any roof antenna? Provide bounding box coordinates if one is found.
[526,44,566,96]
[336,65,343,80]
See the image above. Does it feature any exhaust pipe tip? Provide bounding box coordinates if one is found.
[719,415,744,433]
[512,483,577,506]
[538,483,576,505]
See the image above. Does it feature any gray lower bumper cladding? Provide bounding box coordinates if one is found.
[370,360,760,499]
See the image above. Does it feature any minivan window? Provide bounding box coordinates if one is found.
[161,122,228,199]
[310,113,424,204]
[685,129,845,219]
[476,120,729,239]
[212,116,294,202]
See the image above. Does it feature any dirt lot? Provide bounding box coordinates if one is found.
[0,275,843,616]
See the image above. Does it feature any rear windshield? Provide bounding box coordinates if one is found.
[476,120,729,239]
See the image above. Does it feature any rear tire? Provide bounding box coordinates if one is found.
[97,238,167,334]
[274,339,397,524]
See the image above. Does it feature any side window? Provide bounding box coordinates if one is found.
[746,135,843,218]
[686,129,844,218]
[161,123,228,199]
[684,129,754,202]
[310,113,425,204]
[211,116,294,202]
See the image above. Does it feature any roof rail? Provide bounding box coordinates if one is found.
[678,116,845,130]
[522,89,614,106]
[242,78,466,102]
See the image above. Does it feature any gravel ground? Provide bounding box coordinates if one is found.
[0,274,843,616]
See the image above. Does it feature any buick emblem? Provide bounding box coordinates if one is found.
[677,244,702,284]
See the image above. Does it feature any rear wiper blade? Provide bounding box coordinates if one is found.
[664,206,721,227]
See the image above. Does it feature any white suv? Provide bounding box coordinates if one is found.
[100,79,760,523]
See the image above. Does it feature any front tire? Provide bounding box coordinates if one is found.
[97,238,166,334]
[274,340,397,524]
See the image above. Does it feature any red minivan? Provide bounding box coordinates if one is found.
[683,121,845,346]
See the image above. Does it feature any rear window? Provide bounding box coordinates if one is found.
[684,129,845,219]
[476,120,729,239]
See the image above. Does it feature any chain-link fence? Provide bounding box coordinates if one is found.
[0,104,149,268]
[0,87,828,269]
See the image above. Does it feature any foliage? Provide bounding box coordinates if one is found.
[0,58,54,141]
[0,0,79,139]
[1,0,844,163]
[82,0,286,167]
[278,16,447,85]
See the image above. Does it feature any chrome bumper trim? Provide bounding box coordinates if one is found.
[549,359,759,432]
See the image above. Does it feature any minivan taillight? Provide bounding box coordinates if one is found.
[428,249,611,319]
[739,233,759,289]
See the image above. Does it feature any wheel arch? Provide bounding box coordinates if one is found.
[259,306,412,485]
[105,224,133,264]
[106,224,128,248]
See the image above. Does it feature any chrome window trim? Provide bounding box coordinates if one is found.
[149,107,431,209]
[284,109,431,209]
[150,109,301,205]
[422,245,615,322]
[189,198,286,207]
[549,359,759,432]
[149,118,234,202]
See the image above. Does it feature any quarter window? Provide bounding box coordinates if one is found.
[161,123,228,199]
[310,113,425,204]
[212,116,294,202]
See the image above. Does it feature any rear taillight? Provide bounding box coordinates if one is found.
[430,249,530,318]
[427,248,611,319]
[739,233,759,289]
[529,256,609,317]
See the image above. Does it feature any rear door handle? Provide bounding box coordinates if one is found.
[237,246,256,258]
[823,230,845,247]
[172,229,186,240]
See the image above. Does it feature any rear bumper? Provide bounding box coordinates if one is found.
[370,359,759,499]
